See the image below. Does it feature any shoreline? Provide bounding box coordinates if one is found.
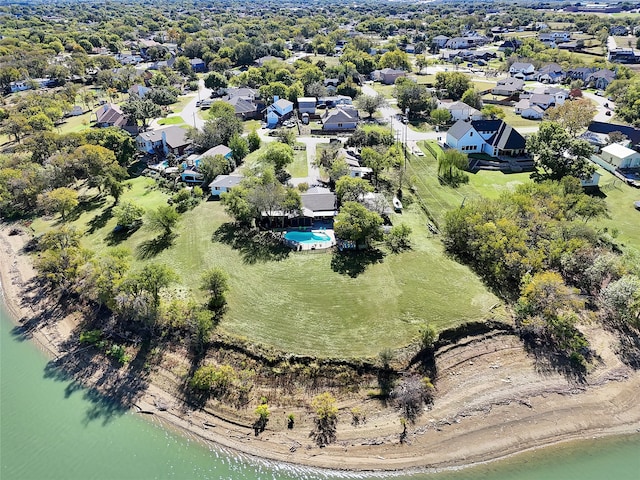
[1,224,640,473]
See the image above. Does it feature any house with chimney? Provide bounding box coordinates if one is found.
[136,126,191,157]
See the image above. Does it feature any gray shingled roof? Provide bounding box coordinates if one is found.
[446,119,474,140]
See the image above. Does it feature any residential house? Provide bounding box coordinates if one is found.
[610,25,629,35]
[254,55,282,67]
[446,119,527,158]
[317,95,353,108]
[444,35,488,49]
[528,93,555,110]
[67,105,84,117]
[509,62,536,80]
[181,169,204,184]
[498,39,522,52]
[372,68,406,85]
[536,63,566,84]
[539,31,571,48]
[93,103,137,133]
[189,58,206,73]
[299,191,338,224]
[491,77,524,96]
[600,143,640,169]
[586,69,616,90]
[587,121,640,150]
[265,96,294,128]
[521,105,545,120]
[324,78,339,92]
[431,35,450,49]
[225,95,261,120]
[567,67,597,82]
[199,144,233,160]
[209,174,244,197]
[581,171,602,188]
[128,84,150,98]
[136,126,191,156]
[297,97,317,115]
[321,105,359,131]
[438,101,483,122]
[149,55,176,70]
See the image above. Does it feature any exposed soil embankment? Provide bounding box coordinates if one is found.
[2,225,640,472]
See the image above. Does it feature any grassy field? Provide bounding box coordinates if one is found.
[288,146,308,178]
[30,175,501,358]
[57,111,93,134]
[157,116,186,126]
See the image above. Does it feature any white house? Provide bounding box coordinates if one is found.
[521,105,545,119]
[432,35,450,48]
[446,119,527,158]
[438,101,483,121]
[581,171,601,188]
[136,126,191,156]
[209,174,244,197]
[528,93,555,110]
[509,62,536,80]
[600,143,640,169]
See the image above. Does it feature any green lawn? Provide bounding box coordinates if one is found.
[157,116,186,126]
[30,175,501,358]
[596,173,640,251]
[243,120,261,133]
[57,112,93,134]
[288,146,308,178]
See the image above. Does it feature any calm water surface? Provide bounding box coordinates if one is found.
[1,298,639,480]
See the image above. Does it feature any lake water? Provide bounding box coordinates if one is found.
[1,297,639,479]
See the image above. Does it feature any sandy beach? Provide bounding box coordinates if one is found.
[2,223,640,473]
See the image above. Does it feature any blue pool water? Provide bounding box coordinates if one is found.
[284,230,331,244]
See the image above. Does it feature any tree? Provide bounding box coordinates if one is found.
[247,129,261,152]
[438,150,469,186]
[229,134,248,164]
[260,142,294,172]
[354,94,386,118]
[122,97,161,128]
[481,105,505,119]
[394,78,436,117]
[334,201,383,248]
[430,108,452,126]
[461,88,483,110]
[113,201,145,228]
[174,56,192,76]
[220,186,253,225]
[335,176,373,204]
[378,50,411,71]
[527,121,595,182]
[391,375,434,422]
[601,275,640,327]
[2,114,31,143]
[146,205,180,237]
[188,110,243,150]
[39,187,78,220]
[360,147,389,186]
[310,392,338,447]
[132,263,179,311]
[204,71,228,90]
[435,72,471,100]
[200,267,229,312]
[545,99,597,137]
[385,223,412,252]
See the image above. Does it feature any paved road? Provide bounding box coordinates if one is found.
[180,79,212,130]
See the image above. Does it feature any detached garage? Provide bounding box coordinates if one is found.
[600,144,640,169]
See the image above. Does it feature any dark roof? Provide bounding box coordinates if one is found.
[301,192,337,212]
[95,104,126,126]
[470,119,502,132]
[225,96,257,115]
[588,121,640,147]
[488,122,526,151]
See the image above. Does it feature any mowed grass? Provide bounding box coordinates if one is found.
[157,116,186,126]
[288,147,308,178]
[30,175,500,358]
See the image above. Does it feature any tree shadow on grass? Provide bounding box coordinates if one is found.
[136,233,177,259]
[212,223,290,264]
[86,205,114,234]
[57,194,107,225]
[330,248,385,278]
[105,222,142,246]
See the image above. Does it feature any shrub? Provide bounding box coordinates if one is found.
[189,364,236,393]
[79,329,102,344]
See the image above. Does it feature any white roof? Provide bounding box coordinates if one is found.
[298,97,317,103]
[602,143,638,159]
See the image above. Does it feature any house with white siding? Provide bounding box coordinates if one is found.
[446,119,527,158]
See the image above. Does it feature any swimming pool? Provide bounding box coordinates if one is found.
[284,231,331,243]
[283,230,335,250]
